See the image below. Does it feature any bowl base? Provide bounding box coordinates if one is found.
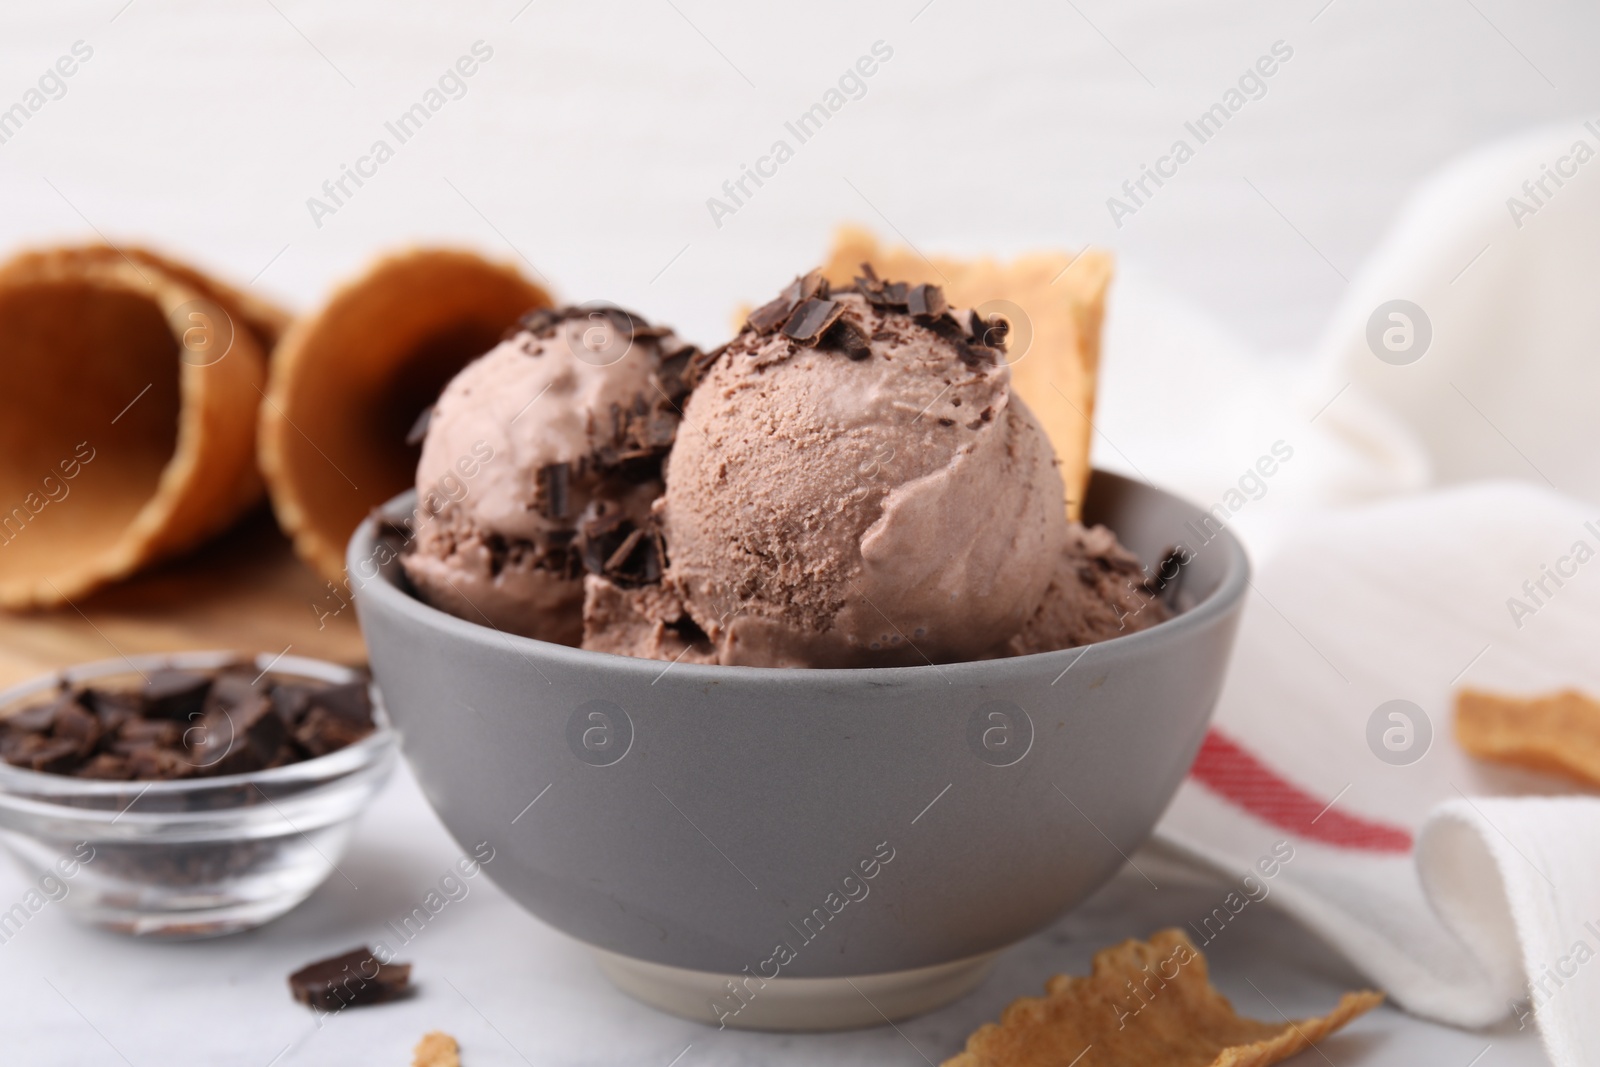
[591,947,999,1031]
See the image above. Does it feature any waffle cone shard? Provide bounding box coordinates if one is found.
[1456,687,1600,786]
[822,225,1111,521]
[944,929,1381,1067]
[0,245,280,609]
[259,248,552,584]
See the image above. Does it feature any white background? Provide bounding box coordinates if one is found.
[2,1,1596,1063]
[4,0,1596,353]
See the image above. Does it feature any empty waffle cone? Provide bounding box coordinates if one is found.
[0,245,280,608]
[260,248,552,583]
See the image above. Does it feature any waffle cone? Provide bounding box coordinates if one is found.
[0,245,279,608]
[259,248,551,583]
[822,226,1112,521]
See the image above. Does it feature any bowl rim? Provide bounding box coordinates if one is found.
[349,470,1251,683]
[0,649,397,802]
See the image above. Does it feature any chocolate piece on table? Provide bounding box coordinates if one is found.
[140,670,212,720]
[289,947,412,1011]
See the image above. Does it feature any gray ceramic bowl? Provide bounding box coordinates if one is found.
[350,471,1248,1029]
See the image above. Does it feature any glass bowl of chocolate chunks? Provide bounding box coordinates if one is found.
[0,650,397,937]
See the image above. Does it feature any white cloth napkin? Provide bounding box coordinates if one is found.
[1144,120,1600,1067]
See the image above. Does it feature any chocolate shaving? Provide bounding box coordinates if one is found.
[539,463,571,520]
[604,527,647,574]
[574,502,664,587]
[404,405,433,447]
[973,312,1010,350]
[782,298,845,344]
[747,293,794,335]
[907,283,947,319]
[747,270,829,335]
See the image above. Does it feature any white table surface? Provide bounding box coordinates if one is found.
[0,762,1550,1066]
[2,1,1592,1061]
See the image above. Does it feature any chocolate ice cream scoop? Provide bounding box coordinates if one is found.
[402,306,701,644]
[635,268,1070,667]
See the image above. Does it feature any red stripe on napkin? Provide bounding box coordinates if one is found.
[1190,729,1413,853]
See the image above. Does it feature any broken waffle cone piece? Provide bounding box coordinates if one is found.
[0,245,280,609]
[822,226,1111,522]
[259,248,551,583]
[943,929,1381,1067]
[1456,688,1600,787]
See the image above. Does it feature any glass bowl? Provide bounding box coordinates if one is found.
[0,650,397,938]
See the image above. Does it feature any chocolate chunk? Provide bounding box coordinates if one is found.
[77,753,134,780]
[26,736,84,775]
[1153,545,1189,607]
[126,746,195,781]
[295,706,369,759]
[304,682,373,729]
[292,682,374,758]
[6,693,69,733]
[598,305,638,340]
[205,671,263,715]
[820,316,873,361]
[782,298,846,344]
[83,688,140,733]
[516,306,562,338]
[973,312,1010,350]
[539,462,571,520]
[950,333,998,368]
[141,671,212,720]
[1,667,376,781]
[52,699,101,759]
[270,683,315,729]
[289,947,412,1012]
[112,718,184,753]
[404,405,433,447]
[192,695,288,776]
[604,527,647,575]
[907,283,947,319]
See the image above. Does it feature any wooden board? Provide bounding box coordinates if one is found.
[0,506,366,689]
